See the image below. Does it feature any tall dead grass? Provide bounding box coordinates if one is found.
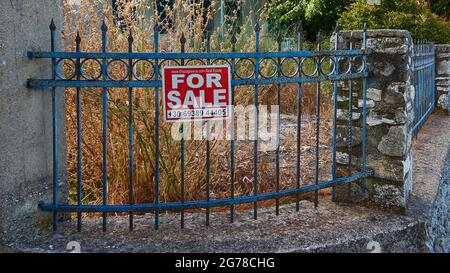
[62,0,333,209]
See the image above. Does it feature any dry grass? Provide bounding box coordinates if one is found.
[62,0,334,211]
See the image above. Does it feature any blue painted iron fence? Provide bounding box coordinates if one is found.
[27,20,372,231]
[412,41,436,137]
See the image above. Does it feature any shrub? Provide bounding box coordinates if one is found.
[429,0,450,21]
[264,0,353,41]
[339,0,450,43]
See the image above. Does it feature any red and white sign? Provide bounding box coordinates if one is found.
[162,65,232,122]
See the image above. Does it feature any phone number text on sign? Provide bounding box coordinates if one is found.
[162,65,232,122]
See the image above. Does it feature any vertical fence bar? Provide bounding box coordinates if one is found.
[419,42,423,130]
[424,43,428,121]
[295,24,303,211]
[153,23,160,230]
[426,43,429,113]
[180,32,186,229]
[430,45,434,112]
[423,41,425,113]
[429,47,431,112]
[347,35,354,198]
[230,33,237,222]
[428,42,430,110]
[417,40,420,124]
[419,42,422,125]
[331,24,340,201]
[427,44,430,113]
[275,35,282,216]
[128,31,134,231]
[426,43,429,117]
[75,31,83,232]
[418,41,421,135]
[422,43,425,122]
[415,41,418,136]
[314,31,322,208]
[101,21,108,232]
[414,41,419,137]
[431,44,434,109]
[430,44,434,113]
[422,42,425,121]
[360,24,368,193]
[426,43,428,115]
[428,46,431,113]
[429,44,435,108]
[50,19,59,231]
[427,45,430,115]
[422,42,425,122]
[205,31,211,226]
[412,41,415,137]
[253,22,260,219]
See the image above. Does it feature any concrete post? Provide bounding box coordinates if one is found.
[332,30,415,214]
[0,0,66,247]
[435,45,450,113]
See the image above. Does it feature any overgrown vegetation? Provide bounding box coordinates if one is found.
[429,0,450,21]
[63,0,333,209]
[339,0,450,43]
[265,0,450,43]
[264,0,353,40]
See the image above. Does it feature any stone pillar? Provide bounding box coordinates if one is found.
[435,45,450,113]
[0,0,66,247]
[332,30,414,214]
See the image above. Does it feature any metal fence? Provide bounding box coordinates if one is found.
[27,20,372,231]
[412,41,436,137]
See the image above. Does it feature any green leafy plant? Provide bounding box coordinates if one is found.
[339,0,450,43]
[264,0,354,41]
[430,0,450,21]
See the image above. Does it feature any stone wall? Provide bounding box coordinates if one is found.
[435,45,450,113]
[426,147,450,252]
[332,30,415,214]
[0,0,66,245]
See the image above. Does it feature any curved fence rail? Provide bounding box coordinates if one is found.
[27,20,372,232]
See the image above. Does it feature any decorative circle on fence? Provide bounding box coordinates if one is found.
[259,58,278,79]
[280,57,299,78]
[80,58,102,80]
[235,58,255,79]
[300,57,319,77]
[351,56,365,74]
[107,59,130,81]
[319,57,336,76]
[55,58,76,80]
[132,59,155,81]
[338,57,352,75]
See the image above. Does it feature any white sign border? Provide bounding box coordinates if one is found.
[161,64,233,123]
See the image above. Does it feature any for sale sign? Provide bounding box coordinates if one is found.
[162,65,232,122]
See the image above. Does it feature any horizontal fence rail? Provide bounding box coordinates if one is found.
[412,41,436,137]
[27,51,371,89]
[28,20,372,232]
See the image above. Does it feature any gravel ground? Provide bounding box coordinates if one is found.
[4,114,449,253]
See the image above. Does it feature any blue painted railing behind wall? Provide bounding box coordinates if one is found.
[412,42,436,137]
